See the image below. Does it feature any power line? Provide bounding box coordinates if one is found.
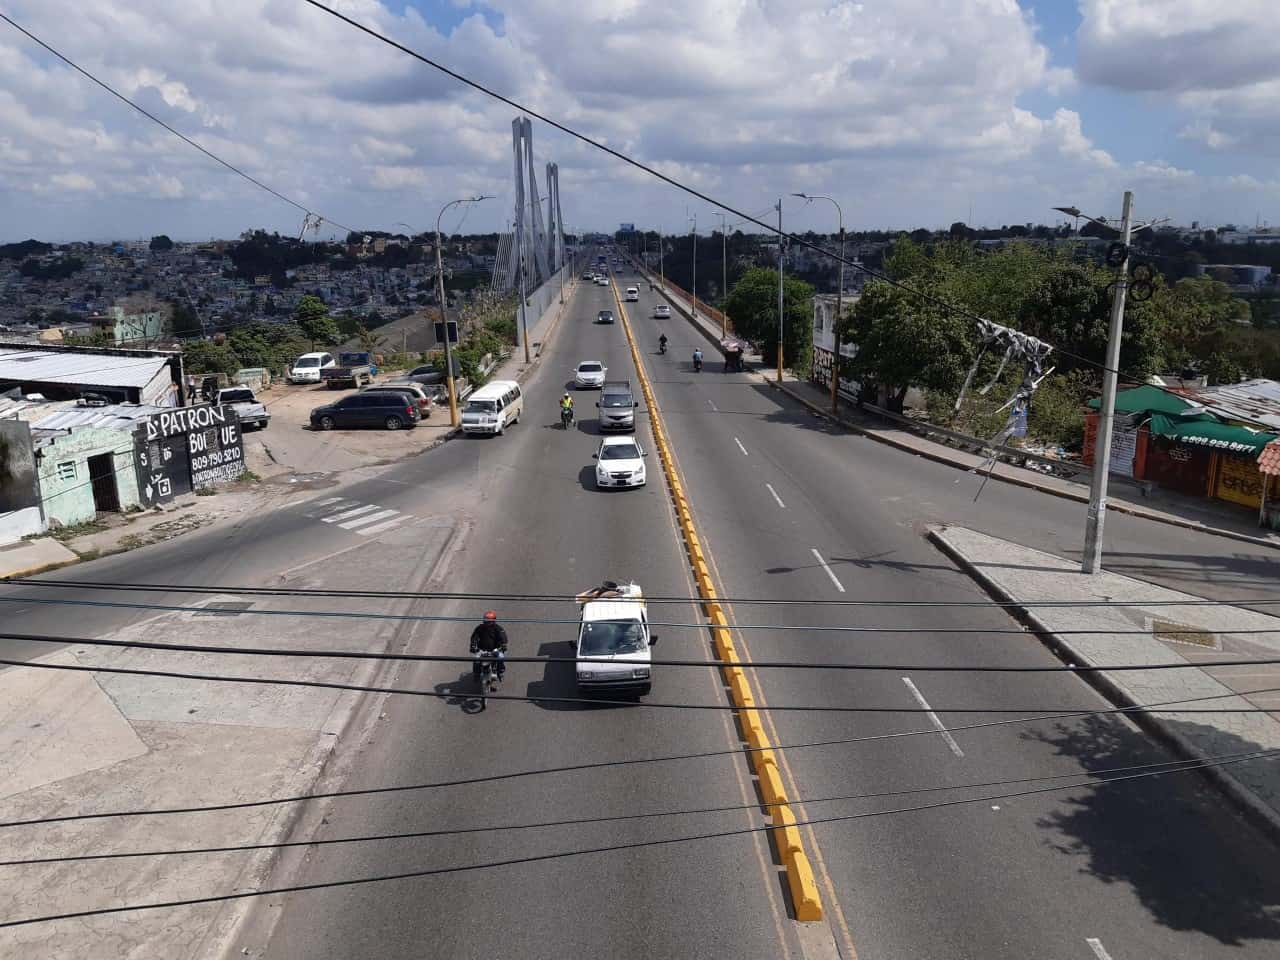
[298,0,1143,382]
[7,577,1276,609]
[8,629,1280,675]
[2,749,1272,928]
[4,656,1278,717]
[0,11,358,237]
[5,683,1265,830]
[7,747,1273,868]
[4,593,1278,637]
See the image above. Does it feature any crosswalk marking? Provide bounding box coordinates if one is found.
[339,508,398,530]
[302,497,415,538]
[322,504,381,523]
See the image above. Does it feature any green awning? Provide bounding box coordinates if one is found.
[1088,385,1194,416]
[1149,413,1279,455]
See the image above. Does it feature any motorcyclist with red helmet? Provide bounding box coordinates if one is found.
[470,610,508,681]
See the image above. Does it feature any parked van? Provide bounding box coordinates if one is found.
[461,379,523,435]
[624,286,639,302]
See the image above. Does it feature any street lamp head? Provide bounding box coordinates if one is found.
[471,195,493,203]
[791,193,810,200]
[1053,206,1083,218]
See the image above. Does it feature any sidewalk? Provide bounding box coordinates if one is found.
[640,264,1280,551]
[929,524,1280,834]
[0,537,77,578]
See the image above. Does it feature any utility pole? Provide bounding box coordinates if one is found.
[1080,190,1134,574]
[776,198,785,383]
[435,194,491,427]
[716,212,728,337]
[689,215,698,319]
[659,230,665,290]
[794,193,845,413]
[519,256,530,363]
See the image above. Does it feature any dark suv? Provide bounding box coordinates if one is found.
[597,310,615,324]
[311,393,421,431]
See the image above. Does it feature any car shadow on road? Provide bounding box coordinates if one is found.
[1022,714,1280,946]
[577,465,603,491]
[525,640,632,712]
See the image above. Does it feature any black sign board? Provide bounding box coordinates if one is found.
[134,405,245,506]
[434,320,459,344]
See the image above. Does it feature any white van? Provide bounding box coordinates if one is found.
[289,352,335,384]
[461,379,523,435]
[624,286,639,302]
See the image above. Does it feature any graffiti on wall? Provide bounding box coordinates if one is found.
[134,405,244,506]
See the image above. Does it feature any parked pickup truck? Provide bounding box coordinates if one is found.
[216,386,270,431]
[320,352,378,389]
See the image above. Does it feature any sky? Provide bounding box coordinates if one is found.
[1,0,1278,242]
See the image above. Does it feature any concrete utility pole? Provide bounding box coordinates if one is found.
[436,195,491,427]
[793,193,845,413]
[1079,190,1134,574]
[776,198,785,383]
[659,230,665,290]
[519,256,530,363]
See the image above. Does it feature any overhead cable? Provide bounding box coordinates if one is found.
[4,657,1277,717]
[5,684,1267,830]
[7,630,1280,675]
[9,577,1268,609]
[0,11,358,236]
[4,595,1276,637]
[1,749,1271,928]
[6,748,1273,867]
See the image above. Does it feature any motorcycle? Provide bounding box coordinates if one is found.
[561,406,575,429]
[474,649,503,708]
[658,341,667,355]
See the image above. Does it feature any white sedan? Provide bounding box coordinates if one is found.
[653,304,671,319]
[595,276,609,286]
[574,361,607,388]
[594,436,647,489]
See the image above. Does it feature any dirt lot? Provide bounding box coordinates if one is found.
[243,374,458,480]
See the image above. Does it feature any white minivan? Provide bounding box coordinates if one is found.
[624,286,639,302]
[461,379,523,435]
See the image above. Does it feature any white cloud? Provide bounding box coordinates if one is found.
[0,0,1260,239]
[49,172,96,192]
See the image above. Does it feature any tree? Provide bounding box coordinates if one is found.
[62,329,114,348]
[841,280,973,412]
[293,294,339,348]
[722,267,814,370]
[948,221,974,241]
[149,235,174,251]
[168,299,202,339]
[355,325,386,354]
[183,340,241,377]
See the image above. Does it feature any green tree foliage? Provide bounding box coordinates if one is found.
[149,235,174,251]
[293,294,339,348]
[182,340,241,376]
[61,329,115,348]
[723,267,814,370]
[1,239,52,260]
[168,299,202,339]
[224,322,311,375]
[842,281,973,411]
[19,256,84,280]
[355,325,386,353]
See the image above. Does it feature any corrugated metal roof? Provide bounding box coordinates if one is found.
[0,395,168,433]
[1189,379,1280,431]
[0,347,171,389]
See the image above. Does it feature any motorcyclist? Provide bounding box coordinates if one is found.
[658,333,668,354]
[560,392,575,424]
[470,610,508,681]
[692,348,703,372]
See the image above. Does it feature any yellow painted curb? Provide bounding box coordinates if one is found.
[786,852,825,922]
[611,269,824,924]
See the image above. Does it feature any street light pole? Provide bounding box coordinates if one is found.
[1080,190,1134,574]
[716,212,728,337]
[775,199,786,382]
[435,194,491,427]
[689,215,698,320]
[793,193,845,412]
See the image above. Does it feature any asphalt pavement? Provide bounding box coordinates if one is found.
[625,279,1280,960]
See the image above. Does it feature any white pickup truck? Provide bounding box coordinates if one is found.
[574,581,655,697]
[216,386,270,431]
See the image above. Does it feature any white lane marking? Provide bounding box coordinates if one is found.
[322,504,381,523]
[313,496,344,506]
[338,508,399,530]
[707,399,718,411]
[902,677,965,758]
[734,437,748,456]
[810,548,846,593]
[765,483,786,509]
[356,515,408,537]
[1086,938,1115,960]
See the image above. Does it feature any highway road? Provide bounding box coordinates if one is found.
[4,256,1279,959]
